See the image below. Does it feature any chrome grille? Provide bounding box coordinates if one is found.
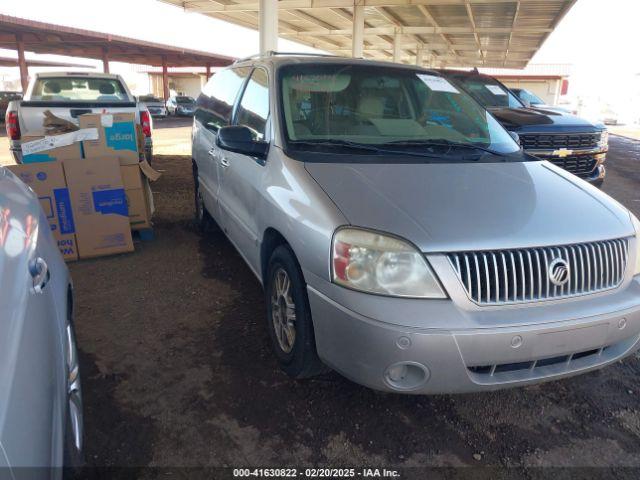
[448,239,629,305]
[545,154,598,177]
[519,132,600,150]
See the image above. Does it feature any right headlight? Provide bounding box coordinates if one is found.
[631,213,640,276]
[598,130,609,149]
[331,227,446,298]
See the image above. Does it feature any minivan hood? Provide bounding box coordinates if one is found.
[305,160,633,252]
[489,107,600,133]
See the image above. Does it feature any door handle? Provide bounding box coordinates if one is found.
[29,257,50,294]
[208,148,218,158]
[220,157,230,168]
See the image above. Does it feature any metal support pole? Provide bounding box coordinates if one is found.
[415,44,424,67]
[205,64,211,80]
[101,47,110,73]
[259,0,278,55]
[352,2,365,58]
[15,34,29,93]
[392,29,402,63]
[162,56,169,101]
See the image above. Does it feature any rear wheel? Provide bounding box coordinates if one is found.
[265,245,326,378]
[194,177,218,233]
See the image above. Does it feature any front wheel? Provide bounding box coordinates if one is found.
[265,245,326,378]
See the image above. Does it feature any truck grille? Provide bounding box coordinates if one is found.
[519,133,600,150]
[448,239,629,305]
[546,154,598,177]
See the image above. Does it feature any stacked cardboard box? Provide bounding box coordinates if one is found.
[13,112,160,261]
[63,158,134,258]
[7,162,79,261]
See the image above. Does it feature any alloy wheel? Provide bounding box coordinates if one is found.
[271,268,297,353]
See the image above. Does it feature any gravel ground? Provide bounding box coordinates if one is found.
[71,136,640,479]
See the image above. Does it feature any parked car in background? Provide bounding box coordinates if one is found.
[5,72,153,163]
[442,70,608,187]
[192,54,640,394]
[138,94,167,117]
[166,95,196,116]
[0,91,22,120]
[0,166,83,475]
[510,87,573,114]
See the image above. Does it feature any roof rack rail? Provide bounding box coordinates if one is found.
[234,51,342,63]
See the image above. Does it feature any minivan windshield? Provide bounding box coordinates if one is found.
[280,64,520,156]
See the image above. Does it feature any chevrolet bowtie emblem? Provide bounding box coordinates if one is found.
[552,148,573,158]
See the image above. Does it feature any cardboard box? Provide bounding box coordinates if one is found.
[120,164,152,230]
[63,158,134,258]
[7,162,78,261]
[79,113,140,165]
[20,131,86,164]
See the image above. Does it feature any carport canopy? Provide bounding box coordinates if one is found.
[159,0,575,68]
[0,14,235,97]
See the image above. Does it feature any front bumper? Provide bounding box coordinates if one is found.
[307,274,640,394]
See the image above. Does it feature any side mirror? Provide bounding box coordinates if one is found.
[509,131,520,145]
[217,126,269,159]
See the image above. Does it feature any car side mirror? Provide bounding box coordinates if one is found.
[217,125,269,159]
[509,131,520,144]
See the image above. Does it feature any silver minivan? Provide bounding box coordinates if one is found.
[192,54,640,394]
[0,166,83,474]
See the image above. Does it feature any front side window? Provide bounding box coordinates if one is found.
[234,68,269,141]
[30,77,129,103]
[197,67,251,131]
[450,75,523,109]
[279,64,519,155]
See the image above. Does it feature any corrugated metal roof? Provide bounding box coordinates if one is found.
[0,14,235,67]
[158,0,577,68]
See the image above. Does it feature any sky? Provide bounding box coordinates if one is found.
[1,0,639,115]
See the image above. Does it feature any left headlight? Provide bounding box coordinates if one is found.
[631,213,640,276]
[332,227,446,298]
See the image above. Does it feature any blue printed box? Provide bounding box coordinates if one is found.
[63,158,133,259]
[7,162,78,261]
[79,113,141,165]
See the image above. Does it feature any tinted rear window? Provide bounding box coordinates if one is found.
[140,95,163,103]
[30,77,129,103]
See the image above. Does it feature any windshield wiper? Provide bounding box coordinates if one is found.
[289,139,444,158]
[382,139,508,157]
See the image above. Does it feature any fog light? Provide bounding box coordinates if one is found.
[384,362,430,391]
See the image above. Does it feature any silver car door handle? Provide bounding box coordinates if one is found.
[208,148,218,158]
[220,157,230,168]
[29,257,50,294]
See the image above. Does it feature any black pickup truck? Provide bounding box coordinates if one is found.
[441,70,608,187]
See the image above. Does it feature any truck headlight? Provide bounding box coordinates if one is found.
[332,228,446,298]
[598,130,609,149]
[631,213,640,276]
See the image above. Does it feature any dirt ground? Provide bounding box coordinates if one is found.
[62,136,640,478]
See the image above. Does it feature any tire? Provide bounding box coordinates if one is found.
[63,318,84,476]
[193,173,219,233]
[265,245,326,378]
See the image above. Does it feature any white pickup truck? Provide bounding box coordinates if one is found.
[5,71,153,163]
